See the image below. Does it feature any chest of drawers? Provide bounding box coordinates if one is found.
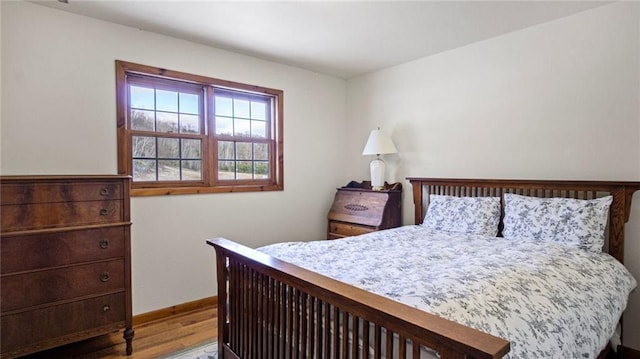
[0,175,133,358]
[327,181,402,239]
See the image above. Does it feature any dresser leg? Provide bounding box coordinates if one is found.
[124,327,135,355]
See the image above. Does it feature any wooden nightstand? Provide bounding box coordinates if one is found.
[327,181,402,240]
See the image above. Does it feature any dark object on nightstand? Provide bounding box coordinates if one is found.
[327,180,402,240]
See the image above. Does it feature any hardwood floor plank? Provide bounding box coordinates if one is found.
[19,304,217,359]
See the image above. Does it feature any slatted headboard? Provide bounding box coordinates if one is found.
[407,178,640,264]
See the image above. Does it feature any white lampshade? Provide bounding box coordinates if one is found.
[362,128,397,155]
[362,128,397,190]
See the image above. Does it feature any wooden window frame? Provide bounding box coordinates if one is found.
[116,60,284,196]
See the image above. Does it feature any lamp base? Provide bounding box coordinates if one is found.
[369,157,386,191]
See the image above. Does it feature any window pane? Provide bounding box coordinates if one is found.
[157,112,179,133]
[251,101,267,120]
[254,143,269,161]
[218,141,234,160]
[158,137,179,158]
[130,86,155,110]
[133,159,156,181]
[234,119,251,137]
[132,136,156,157]
[216,116,233,136]
[218,161,235,180]
[255,161,269,179]
[182,160,202,180]
[180,93,199,115]
[156,89,178,112]
[180,114,200,134]
[236,161,252,179]
[251,121,266,138]
[131,110,155,131]
[215,96,233,116]
[234,98,250,119]
[158,160,180,181]
[236,142,252,161]
[182,139,201,159]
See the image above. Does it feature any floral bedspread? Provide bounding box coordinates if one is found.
[258,225,637,359]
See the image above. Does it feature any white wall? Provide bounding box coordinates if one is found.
[346,2,640,349]
[4,0,640,351]
[1,1,347,314]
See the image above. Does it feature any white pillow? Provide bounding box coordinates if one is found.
[423,195,501,237]
[502,193,612,253]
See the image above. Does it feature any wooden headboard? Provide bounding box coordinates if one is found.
[408,178,640,264]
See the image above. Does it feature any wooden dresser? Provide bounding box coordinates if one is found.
[0,175,134,358]
[327,181,402,240]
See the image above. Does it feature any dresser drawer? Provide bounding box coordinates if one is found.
[1,292,126,356]
[1,226,126,274]
[1,200,123,232]
[328,221,374,238]
[1,259,125,312]
[1,181,123,205]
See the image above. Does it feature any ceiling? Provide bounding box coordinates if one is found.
[32,1,609,79]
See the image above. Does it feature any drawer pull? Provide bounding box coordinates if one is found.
[99,208,109,216]
[103,305,111,312]
[99,239,109,249]
[100,272,110,282]
[344,204,368,211]
[100,188,109,196]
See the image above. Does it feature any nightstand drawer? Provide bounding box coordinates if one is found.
[328,221,374,239]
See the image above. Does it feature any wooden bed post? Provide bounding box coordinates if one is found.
[412,179,424,225]
[215,248,230,358]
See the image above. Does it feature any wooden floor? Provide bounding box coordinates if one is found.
[19,304,217,359]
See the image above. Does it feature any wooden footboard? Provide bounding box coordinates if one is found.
[207,238,510,359]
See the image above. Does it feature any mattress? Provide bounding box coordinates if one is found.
[258,225,637,359]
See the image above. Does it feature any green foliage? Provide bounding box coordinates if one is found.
[255,162,268,175]
[237,162,252,174]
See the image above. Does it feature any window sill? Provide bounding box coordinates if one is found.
[131,184,283,197]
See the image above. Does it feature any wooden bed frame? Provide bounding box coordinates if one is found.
[207,178,640,359]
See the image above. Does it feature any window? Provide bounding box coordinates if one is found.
[116,61,283,196]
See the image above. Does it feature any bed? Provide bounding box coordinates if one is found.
[207,178,640,359]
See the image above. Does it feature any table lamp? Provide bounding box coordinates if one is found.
[362,127,397,191]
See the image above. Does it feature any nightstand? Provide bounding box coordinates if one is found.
[326,181,402,240]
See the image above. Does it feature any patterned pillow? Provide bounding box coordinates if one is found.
[423,195,501,237]
[502,193,612,253]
